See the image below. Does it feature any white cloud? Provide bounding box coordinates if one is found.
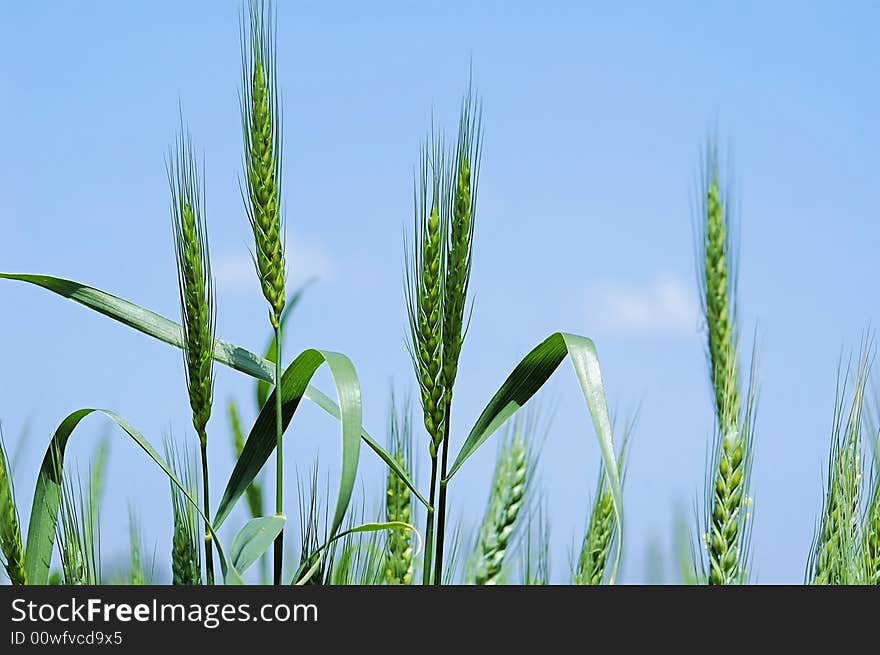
[214,232,336,295]
[586,274,700,337]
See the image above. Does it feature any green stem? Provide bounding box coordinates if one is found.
[433,409,452,586]
[273,324,283,585]
[199,435,214,585]
[422,455,437,585]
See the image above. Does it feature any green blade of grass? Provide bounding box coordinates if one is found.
[229,515,286,575]
[445,332,623,583]
[213,349,361,546]
[0,272,425,508]
[22,408,243,585]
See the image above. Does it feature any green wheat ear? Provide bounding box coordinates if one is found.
[701,145,739,430]
[697,142,756,585]
[384,394,415,585]
[242,0,285,327]
[809,349,870,585]
[0,430,26,585]
[169,126,216,442]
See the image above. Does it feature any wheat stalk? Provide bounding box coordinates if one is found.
[241,0,287,584]
[469,428,528,585]
[384,396,414,585]
[0,430,26,585]
[168,122,216,585]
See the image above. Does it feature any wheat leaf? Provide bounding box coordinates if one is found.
[229,515,286,575]
[445,332,624,583]
[22,408,242,585]
[213,349,361,544]
[0,272,425,508]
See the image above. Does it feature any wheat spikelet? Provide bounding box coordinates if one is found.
[0,432,26,585]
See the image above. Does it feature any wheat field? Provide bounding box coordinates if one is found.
[1,1,878,586]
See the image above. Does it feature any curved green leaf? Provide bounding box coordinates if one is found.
[0,272,426,508]
[214,349,361,546]
[256,281,312,411]
[445,332,624,583]
[23,408,241,585]
[229,515,286,574]
[293,521,421,585]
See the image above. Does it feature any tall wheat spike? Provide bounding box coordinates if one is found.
[242,0,285,327]
[697,143,755,585]
[0,430,26,585]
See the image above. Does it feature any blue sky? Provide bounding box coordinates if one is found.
[1,1,878,583]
